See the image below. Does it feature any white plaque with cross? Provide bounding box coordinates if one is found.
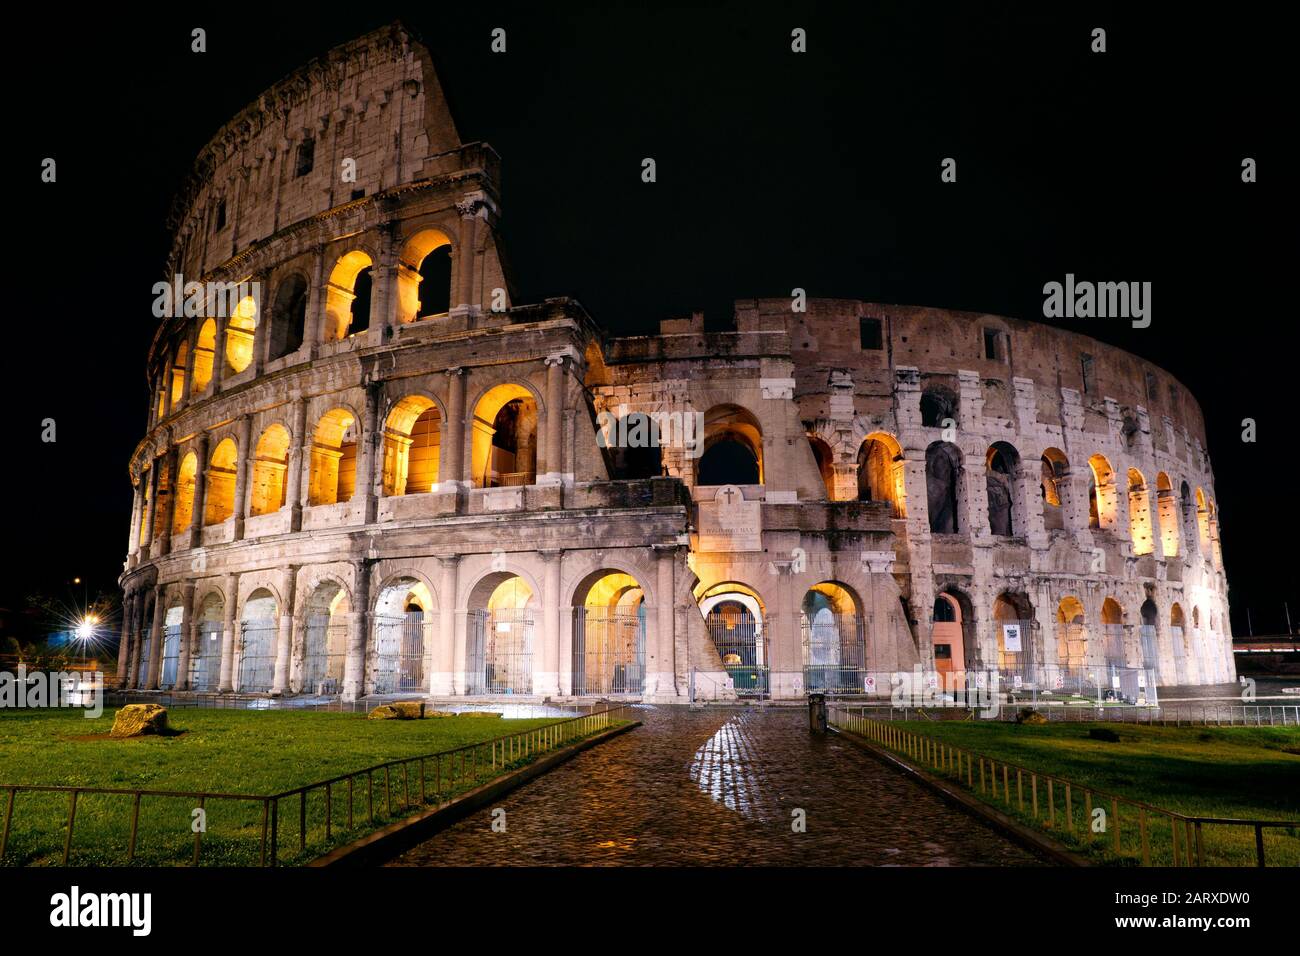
[697,483,762,552]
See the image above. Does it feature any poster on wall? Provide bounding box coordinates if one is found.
[1002,623,1022,652]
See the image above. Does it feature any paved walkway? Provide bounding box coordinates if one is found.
[390,706,1039,866]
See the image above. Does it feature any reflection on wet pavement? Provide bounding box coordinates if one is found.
[389,706,1040,866]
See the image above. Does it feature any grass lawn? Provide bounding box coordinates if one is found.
[893,720,1300,866]
[0,708,611,867]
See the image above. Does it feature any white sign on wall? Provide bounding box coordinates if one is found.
[697,484,762,552]
[1002,623,1022,652]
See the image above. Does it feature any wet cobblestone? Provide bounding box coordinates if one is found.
[390,706,1040,866]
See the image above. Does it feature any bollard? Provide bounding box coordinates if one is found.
[808,693,827,733]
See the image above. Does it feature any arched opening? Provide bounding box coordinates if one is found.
[225,294,258,374]
[238,589,278,693]
[301,581,349,695]
[372,577,433,695]
[920,385,958,429]
[1087,454,1118,530]
[986,442,1020,536]
[1128,468,1154,555]
[1170,602,1189,684]
[190,592,224,691]
[471,384,538,488]
[1156,472,1179,557]
[925,441,963,534]
[192,319,216,393]
[800,582,866,693]
[172,451,198,533]
[204,438,238,526]
[857,433,905,516]
[397,229,453,322]
[572,570,647,695]
[160,604,184,690]
[993,592,1035,680]
[1101,597,1125,669]
[382,395,443,495]
[170,343,188,407]
[698,405,763,486]
[600,411,663,480]
[699,582,767,696]
[324,250,374,341]
[808,436,835,499]
[309,409,358,506]
[466,573,534,694]
[1040,448,1068,531]
[1195,488,1212,554]
[249,424,290,516]
[1180,481,1195,553]
[1056,596,1086,672]
[134,593,156,687]
[267,274,308,361]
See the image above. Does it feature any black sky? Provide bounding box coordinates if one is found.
[8,3,1296,636]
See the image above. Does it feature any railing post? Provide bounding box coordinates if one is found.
[62,790,78,864]
[270,798,279,867]
[193,796,206,866]
[0,787,15,861]
[1255,824,1265,867]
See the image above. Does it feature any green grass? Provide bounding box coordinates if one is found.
[0,708,618,866]
[890,720,1300,866]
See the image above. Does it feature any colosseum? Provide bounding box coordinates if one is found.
[117,23,1233,705]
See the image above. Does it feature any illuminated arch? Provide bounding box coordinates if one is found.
[1087,453,1118,530]
[1056,595,1086,670]
[172,451,198,532]
[801,581,867,693]
[203,438,238,525]
[192,318,216,393]
[572,569,648,695]
[170,342,188,406]
[1156,472,1179,557]
[249,424,291,515]
[807,435,835,499]
[471,383,538,488]
[1127,467,1154,555]
[857,432,905,516]
[1040,448,1069,531]
[397,228,454,323]
[309,408,358,506]
[324,250,374,341]
[698,404,763,486]
[465,572,535,695]
[225,293,258,374]
[382,395,442,495]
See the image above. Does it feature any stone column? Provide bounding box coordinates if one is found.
[218,574,239,693]
[648,543,678,698]
[116,591,135,688]
[541,355,566,484]
[432,555,458,694]
[271,566,297,695]
[342,560,372,701]
[127,598,145,689]
[232,415,253,541]
[961,451,991,542]
[831,461,857,503]
[127,478,145,566]
[211,316,228,391]
[140,461,159,561]
[454,198,480,310]
[357,383,382,524]
[440,367,466,490]
[535,550,562,695]
[305,246,326,359]
[146,585,166,690]
[180,328,197,409]
[189,431,210,550]
[157,446,178,557]
[176,582,196,691]
[286,398,308,532]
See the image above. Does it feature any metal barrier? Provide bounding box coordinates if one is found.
[0,704,632,867]
[827,704,1299,867]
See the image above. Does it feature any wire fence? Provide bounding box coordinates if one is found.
[0,704,633,867]
[826,704,1299,867]
[845,701,1300,726]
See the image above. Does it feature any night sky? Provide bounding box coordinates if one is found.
[9,4,1295,637]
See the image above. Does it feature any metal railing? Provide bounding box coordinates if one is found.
[827,705,1299,867]
[0,704,632,867]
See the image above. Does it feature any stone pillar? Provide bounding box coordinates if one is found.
[180,329,197,409]
[218,574,239,693]
[189,431,210,550]
[454,198,480,310]
[541,354,565,484]
[286,398,308,532]
[441,367,466,490]
[648,544,678,698]
[211,316,228,391]
[116,591,135,688]
[127,478,145,564]
[146,585,166,690]
[160,368,173,419]
[271,566,297,694]
[830,461,857,503]
[305,246,326,358]
[357,383,382,524]
[961,451,991,542]
[535,550,562,695]
[432,555,458,694]
[232,415,253,541]
[127,598,145,689]
[157,446,178,557]
[343,560,372,701]
[176,582,196,691]
[140,461,159,561]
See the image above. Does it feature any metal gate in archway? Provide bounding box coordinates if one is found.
[573,606,646,695]
[302,615,348,694]
[159,624,182,690]
[466,608,533,695]
[996,618,1037,687]
[704,605,769,697]
[372,612,426,694]
[238,622,277,693]
[190,621,223,691]
[801,611,867,694]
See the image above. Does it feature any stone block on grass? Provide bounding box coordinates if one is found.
[110,704,169,738]
[367,700,426,720]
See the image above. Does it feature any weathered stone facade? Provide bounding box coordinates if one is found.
[118,24,1232,703]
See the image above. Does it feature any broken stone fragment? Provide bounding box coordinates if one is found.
[367,700,426,720]
[110,704,169,738]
